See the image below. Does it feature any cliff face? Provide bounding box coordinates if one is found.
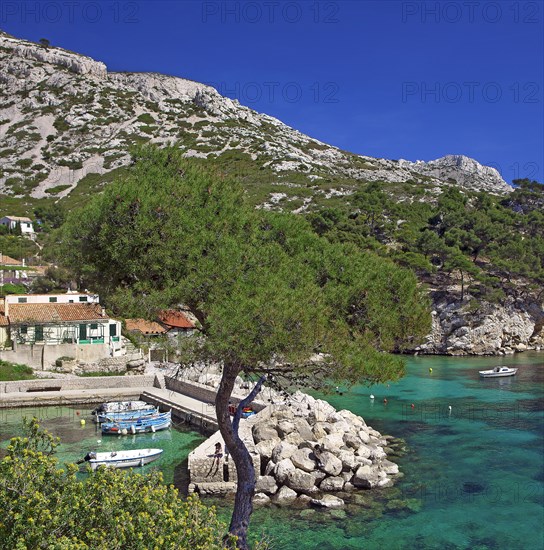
[417,294,544,355]
[0,32,512,202]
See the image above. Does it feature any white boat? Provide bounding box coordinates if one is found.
[79,448,163,470]
[93,400,156,418]
[96,407,159,424]
[479,366,518,378]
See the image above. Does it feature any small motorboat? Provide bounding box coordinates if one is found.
[479,366,518,378]
[101,411,172,435]
[79,448,163,470]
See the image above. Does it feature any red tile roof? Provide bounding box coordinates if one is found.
[125,319,167,335]
[158,310,195,329]
[8,303,107,323]
[0,300,7,327]
[0,254,23,266]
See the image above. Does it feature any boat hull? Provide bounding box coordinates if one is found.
[96,407,159,424]
[101,412,172,435]
[479,367,518,378]
[88,449,163,470]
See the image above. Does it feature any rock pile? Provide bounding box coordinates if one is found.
[250,392,401,508]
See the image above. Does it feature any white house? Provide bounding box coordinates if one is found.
[0,293,123,368]
[0,216,35,235]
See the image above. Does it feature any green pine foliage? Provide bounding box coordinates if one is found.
[59,145,430,386]
[308,180,544,302]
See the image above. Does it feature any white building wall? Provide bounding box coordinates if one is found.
[5,293,100,306]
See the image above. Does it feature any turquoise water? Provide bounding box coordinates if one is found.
[245,353,544,549]
[1,353,542,549]
[0,405,206,485]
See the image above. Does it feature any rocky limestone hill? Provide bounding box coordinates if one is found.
[3,31,538,358]
[0,31,512,210]
[417,293,544,355]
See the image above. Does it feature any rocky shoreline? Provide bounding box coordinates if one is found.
[189,388,405,510]
[417,293,544,356]
[251,392,403,508]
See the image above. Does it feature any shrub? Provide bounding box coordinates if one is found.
[0,419,234,549]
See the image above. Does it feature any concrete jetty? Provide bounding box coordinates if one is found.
[0,375,158,408]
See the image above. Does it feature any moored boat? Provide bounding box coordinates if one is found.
[79,448,163,470]
[92,400,156,421]
[101,411,172,435]
[96,407,159,424]
[479,366,518,378]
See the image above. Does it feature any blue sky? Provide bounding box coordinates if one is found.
[2,0,543,183]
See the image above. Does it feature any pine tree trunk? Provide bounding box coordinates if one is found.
[215,362,255,550]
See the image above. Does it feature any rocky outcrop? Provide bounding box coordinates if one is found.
[187,383,405,509]
[0,33,107,78]
[0,31,512,204]
[417,294,544,355]
[247,392,402,507]
[399,155,512,195]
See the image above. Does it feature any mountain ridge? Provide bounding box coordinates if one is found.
[0,31,511,209]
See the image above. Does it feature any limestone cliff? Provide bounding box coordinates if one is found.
[417,293,544,355]
[0,31,512,202]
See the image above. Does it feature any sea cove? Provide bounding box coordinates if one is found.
[1,354,542,549]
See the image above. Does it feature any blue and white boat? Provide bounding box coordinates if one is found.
[101,411,172,435]
[79,448,163,470]
[92,400,156,422]
[96,407,159,424]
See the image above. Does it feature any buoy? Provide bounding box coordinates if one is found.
[370,394,375,399]
[429,368,433,372]
[411,403,415,408]
[448,405,452,411]
[97,440,102,444]
[80,419,85,426]
[121,428,128,435]
[383,398,388,404]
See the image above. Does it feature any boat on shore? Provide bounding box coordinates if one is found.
[101,411,172,435]
[79,448,163,470]
[479,366,518,378]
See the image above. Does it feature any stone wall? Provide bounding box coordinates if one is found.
[0,342,113,370]
[188,417,261,486]
[0,374,157,394]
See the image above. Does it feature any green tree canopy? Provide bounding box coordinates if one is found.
[59,145,431,548]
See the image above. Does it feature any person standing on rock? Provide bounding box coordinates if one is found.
[313,444,325,470]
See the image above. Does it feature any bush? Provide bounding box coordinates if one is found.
[0,419,234,549]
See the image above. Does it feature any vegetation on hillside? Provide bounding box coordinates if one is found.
[307,179,544,303]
